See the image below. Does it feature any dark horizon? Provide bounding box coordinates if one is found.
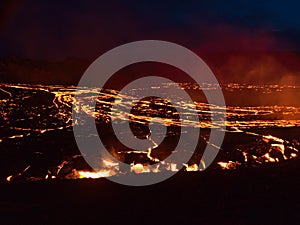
[1,50,300,85]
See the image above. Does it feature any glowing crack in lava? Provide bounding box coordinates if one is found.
[0,83,300,182]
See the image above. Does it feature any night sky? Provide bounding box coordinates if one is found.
[1,0,300,60]
[0,0,300,84]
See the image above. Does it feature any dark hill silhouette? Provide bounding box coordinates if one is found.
[1,51,300,85]
[0,57,90,85]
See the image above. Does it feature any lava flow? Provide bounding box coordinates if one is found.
[1,83,300,182]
